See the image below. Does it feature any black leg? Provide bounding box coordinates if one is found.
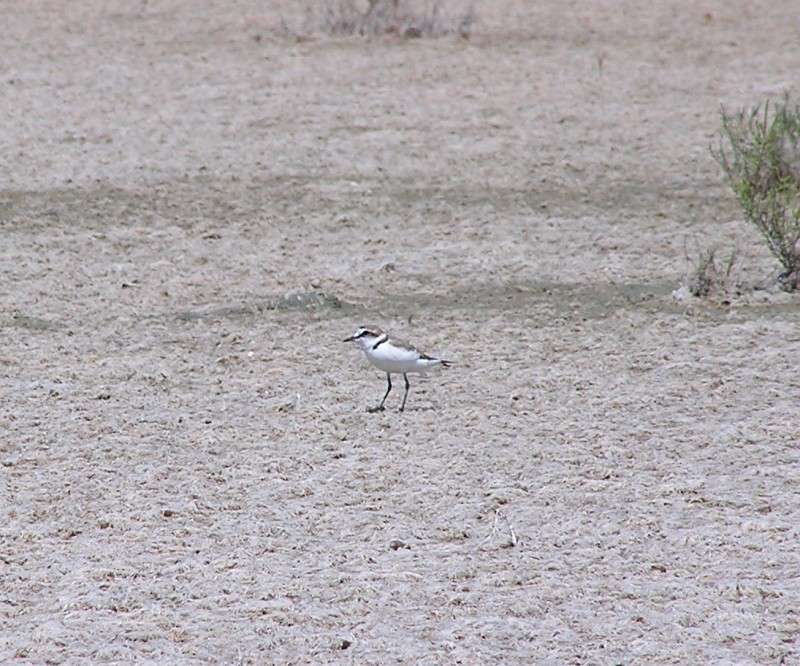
[368,373,392,413]
[399,373,411,412]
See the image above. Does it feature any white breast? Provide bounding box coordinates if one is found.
[364,339,437,375]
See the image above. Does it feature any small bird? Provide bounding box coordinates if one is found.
[344,325,452,412]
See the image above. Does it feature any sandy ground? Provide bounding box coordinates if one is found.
[1,1,799,664]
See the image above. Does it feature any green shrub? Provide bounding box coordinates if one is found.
[711,94,800,290]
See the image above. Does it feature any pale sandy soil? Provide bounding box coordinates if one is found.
[1,1,799,664]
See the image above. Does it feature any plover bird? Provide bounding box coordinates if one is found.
[344,325,452,412]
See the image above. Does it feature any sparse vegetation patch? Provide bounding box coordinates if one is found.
[296,0,475,38]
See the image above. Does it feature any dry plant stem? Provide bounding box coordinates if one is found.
[485,509,519,548]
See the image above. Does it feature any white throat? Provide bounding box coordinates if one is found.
[359,333,387,352]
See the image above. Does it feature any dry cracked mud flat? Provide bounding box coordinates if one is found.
[1,1,799,664]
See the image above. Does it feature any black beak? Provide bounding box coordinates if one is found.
[343,335,356,342]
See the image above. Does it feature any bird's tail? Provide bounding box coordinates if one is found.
[440,359,453,368]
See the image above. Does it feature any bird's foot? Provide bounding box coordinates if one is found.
[367,405,385,413]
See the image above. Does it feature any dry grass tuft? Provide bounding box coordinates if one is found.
[684,247,744,302]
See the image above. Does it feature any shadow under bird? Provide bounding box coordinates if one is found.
[344,325,453,412]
